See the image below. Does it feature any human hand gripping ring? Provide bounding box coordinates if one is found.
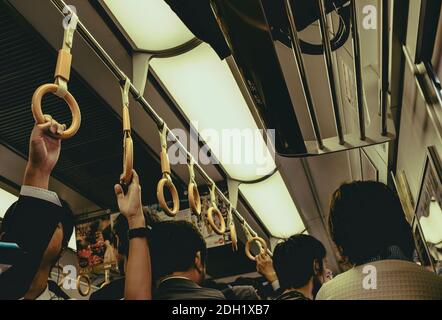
[31,12,81,139]
[188,159,201,215]
[207,183,226,235]
[156,125,180,217]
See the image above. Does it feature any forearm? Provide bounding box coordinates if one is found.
[124,217,152,300]
[23,164,50,190]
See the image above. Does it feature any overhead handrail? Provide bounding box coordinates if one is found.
[156,124,180,217]
[207,182,226,235]
[317,0,345,145]
[284,0,324,150]
[31,10,81,139]
[349,0,366,141]
[51,0,268,256]
[120,77,133,185]
[380,0,389,136]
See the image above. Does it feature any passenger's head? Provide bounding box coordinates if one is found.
[0,199,74,266]
[273,234,327,294]
[148,220,207,285]
[113,208,159,274]
[328,181,415,265]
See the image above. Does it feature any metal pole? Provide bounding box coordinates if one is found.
[317,0,345,145]
[51,0,269,251]
[350,0,366,140]
[284,0,324,149]
[380,0,389,136]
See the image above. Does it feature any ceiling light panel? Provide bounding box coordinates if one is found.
[151,43,276,181]
[103,0,195,51]
[239,172,305,238]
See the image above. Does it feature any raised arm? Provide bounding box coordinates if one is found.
[0,117,65,299]
[23,116,64,189]
[114,170,152,300]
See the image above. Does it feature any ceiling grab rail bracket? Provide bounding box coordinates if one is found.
[132,52,153,99]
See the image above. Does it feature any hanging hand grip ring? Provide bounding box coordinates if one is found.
[31,12,81,139]
[242,223,268,261]
[207,183,226,235]
[157,124,180,217]
[77,274,91,297]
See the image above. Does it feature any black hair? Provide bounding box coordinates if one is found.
[113,208,160,257]
[0,199,74,249]
[273,234,326,290]
[328,181,415,265]
[148,220,207,281]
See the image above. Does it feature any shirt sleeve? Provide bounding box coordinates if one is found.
[20,186,61,207]
[271,280,280,291]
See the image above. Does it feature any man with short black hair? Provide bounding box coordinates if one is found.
[148,220,225,300]
[317,181,442,300]
[272,234,328,300]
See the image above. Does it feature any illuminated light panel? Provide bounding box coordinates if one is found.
[151,43,276,181]
[0,188,17,219]
[103,0,195,51]
[419,200,442,245]
[239,172,305,238]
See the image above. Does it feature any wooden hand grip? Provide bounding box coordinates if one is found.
[157,177,180,217]
[54,49,72,82]
[31,83,81,139]
[121,136,133,185]
[207,207,226,235]
[188,182,201,215]
[77,274,91,297]
[230,222,238,252]
[160,150,171,174]
[245,237,268,261]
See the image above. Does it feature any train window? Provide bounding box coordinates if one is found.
[67,234,77,251]
[0,187,17,219]
[431,6,442,82]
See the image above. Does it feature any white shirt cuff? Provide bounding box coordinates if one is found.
[271,280,280,292]
[20,186,61,207]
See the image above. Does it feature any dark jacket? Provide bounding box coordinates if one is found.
[0,196,64,299]
[155,278,225,300]
[90,278,125,300]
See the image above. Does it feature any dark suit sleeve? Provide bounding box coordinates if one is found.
[0,196,64,299]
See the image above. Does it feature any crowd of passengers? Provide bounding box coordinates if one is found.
[0,119,442,300]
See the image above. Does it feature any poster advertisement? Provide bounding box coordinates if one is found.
[198,194,229,249]
[414,147,442,273]
[74,192,233,276]
[146,194,231,249]
[75,214,117,274]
